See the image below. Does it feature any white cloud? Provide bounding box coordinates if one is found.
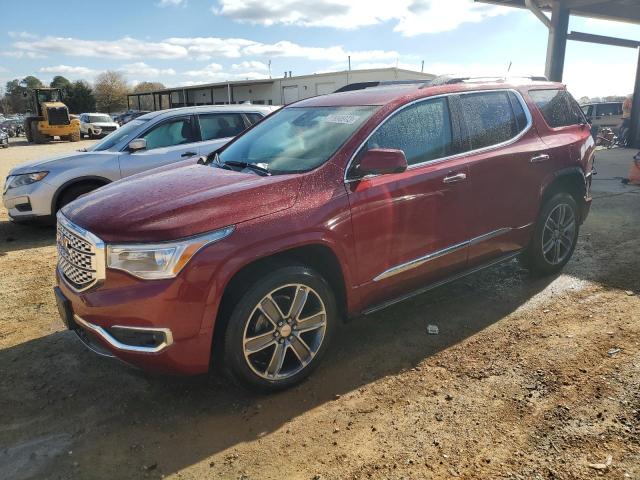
[157,0,186,6]
[10,33,398,63]
[182,62,267,82]
[214,0,510,36]
[119,62,176,76]
[232,60,268,71]
[39,64,100,77]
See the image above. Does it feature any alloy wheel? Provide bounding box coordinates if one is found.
[242,284,327,381]
[541,203,576,265]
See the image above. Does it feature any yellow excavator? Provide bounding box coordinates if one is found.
[24,88,81,143]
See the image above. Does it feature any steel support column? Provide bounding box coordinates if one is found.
[545,3,570,82]
[630,48,640,148]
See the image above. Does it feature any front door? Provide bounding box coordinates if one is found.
[118,115,200,178]
[346,96,471,307]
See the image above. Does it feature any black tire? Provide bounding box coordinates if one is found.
[522,192,579,276]
[31,122,49,144]
[69,129,81,142]
[56,183,102,212]
[222,265,337,392]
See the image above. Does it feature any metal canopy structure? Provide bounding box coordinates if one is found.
[477,0,640,147]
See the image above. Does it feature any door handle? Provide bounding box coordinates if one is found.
[181,151,197,158]
[443,173,467,184]
[530,153,550,163]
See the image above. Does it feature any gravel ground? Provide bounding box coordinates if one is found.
[0,137,638,480]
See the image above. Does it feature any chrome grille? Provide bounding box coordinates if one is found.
[56,214,105,291]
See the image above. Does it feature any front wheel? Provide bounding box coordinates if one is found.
[222,266,336,392]
[522,192,579,276]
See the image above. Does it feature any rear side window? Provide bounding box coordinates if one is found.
[198,113,246,141]
[529,89,584,128]
[245,113,264,125]
[458,91,521,150]
[364,97,454,166]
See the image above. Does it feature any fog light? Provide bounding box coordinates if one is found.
[108,327,167,348]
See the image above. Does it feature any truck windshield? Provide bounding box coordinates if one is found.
[88,119,148,151]
[218,105,377,173]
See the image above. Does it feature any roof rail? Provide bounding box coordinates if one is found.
[334,80,429,93]
[424,74,549,88]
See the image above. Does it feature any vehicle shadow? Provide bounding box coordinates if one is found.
[0,220,55,256]
[0,259,557,480]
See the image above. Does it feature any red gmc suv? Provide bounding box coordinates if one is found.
[54,78,594,391]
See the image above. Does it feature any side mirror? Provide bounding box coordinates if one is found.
[353,148,407,178]
[128,138,147,152]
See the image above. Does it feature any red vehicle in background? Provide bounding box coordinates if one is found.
[54,77,594,391]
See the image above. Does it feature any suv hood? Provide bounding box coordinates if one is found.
[62,164,303,242]
[9,150,113,175]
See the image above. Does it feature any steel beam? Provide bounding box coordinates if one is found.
[567,31,640,49]
[630,49,640,148]
[545,2,570,82]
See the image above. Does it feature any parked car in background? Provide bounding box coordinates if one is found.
[54,78,594,391]
[115,110,150,126]
[3,105,278,223]
[0,128,8,148]
[1,119,24,137]
[79,113,120,138]
[581,101,623,129]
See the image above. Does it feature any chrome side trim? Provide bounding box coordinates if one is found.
[373,240,468,282]
[344,88,533,183]
[363,250,521,315]
[73,315,174,354]
[372,227,514,282]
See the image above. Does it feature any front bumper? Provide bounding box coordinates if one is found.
[3,180,56,221]
[55,268,215,375]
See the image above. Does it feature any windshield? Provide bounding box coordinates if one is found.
[88,115,112,123]
[218,106,377,173]
[88,119,148,151]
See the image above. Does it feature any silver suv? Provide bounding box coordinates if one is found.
[3,105,278,223]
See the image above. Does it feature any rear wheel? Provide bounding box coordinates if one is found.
[222,266,336,392]
[522,192,579,276]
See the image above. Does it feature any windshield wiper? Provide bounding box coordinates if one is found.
[221,160,271,176]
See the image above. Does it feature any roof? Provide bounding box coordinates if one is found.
[137,104,279,120]
[476,0,640,24]
[294,78,563,108]
[139,67,435,95]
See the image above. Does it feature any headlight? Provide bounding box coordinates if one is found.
[5,171,48,190]
[106,226,234,280]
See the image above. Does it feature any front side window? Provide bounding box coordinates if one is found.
[199,113,246,141]
[362,97,454,166]
[582,105,593,117]
[218,106,377,173]
[459,91,520,150]
[142,117,197,150]
[529,89,584,128]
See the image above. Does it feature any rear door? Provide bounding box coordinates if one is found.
[118,115,200,177]
[346,96,472,306]
[456,90,551,266]
[196,112,248,157]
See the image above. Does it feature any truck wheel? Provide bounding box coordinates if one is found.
[30,123,49,144]
[25,120,33,142]
[69,130,81,142]
[522,192,579,276]
[222,265,336,392]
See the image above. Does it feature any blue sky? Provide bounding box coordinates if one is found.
[1,0,639,98]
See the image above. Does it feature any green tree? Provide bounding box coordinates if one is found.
[66,81,96,114]
[50,75,72,98]
[94,71,129,113]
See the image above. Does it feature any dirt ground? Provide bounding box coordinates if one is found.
[0,137,638,480]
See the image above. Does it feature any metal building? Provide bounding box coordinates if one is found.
[127,67,435,111]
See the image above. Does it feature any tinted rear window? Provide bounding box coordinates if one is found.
[529,89,584,128]
[458,91,522,150]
